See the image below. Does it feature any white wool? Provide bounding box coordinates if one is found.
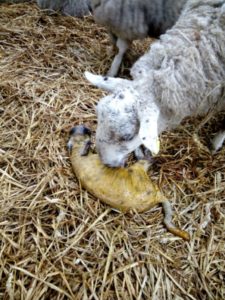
[131,0,225,132]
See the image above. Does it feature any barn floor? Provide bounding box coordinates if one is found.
[0,2,225,299]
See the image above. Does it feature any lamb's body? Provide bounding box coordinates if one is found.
[91,0,187,76]
[85,0,225,167]
[68,125,190,240]
[36,0,91,17]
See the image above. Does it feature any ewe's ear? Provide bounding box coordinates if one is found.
[138,103,160,156]
[84,71,130,92]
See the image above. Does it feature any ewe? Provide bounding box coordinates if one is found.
[86,0,225,167]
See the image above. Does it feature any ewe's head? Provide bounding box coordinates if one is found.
[85,72,160,167]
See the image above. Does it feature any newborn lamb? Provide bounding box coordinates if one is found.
[68,125,190,240]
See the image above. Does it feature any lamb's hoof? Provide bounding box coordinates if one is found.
[67,140,73,153]
[69,125,91,137]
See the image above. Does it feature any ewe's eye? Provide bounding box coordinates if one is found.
[118,134,134,142]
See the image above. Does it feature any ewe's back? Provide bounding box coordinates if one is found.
[37,0,91,17]
[92,0,187,41]
[131,0,225,124]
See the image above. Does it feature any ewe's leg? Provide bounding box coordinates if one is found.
[107,38,129,77]
[211,131,225,154]
[108,31,117,46]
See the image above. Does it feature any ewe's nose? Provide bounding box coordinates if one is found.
[96,142,126,168]
[100,156,125,168]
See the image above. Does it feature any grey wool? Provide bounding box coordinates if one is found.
[91,0,188,76]
[0,0,32,3]
[36,0,91,17]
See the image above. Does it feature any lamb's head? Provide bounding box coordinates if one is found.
[85,72,161,167]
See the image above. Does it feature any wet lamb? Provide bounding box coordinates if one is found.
[85,0,225,167]
[91,0,187,76]
[68,125,190,240]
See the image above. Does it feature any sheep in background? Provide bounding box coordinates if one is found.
[85,0,225,167]
[0,0,31,3]
[91,0,187,76]
[36,0,91,17]
[36,0,187,74]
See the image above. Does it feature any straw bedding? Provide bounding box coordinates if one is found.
[0,2,224,299]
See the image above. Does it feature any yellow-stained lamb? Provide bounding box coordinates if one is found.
[68,125,190,241]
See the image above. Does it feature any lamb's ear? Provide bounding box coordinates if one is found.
[138,103,160,156]
[84,71,130,92]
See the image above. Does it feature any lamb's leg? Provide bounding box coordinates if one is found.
[211,131,225,154]
[162,201,190,241]
[107,38,129,77]
[67,138,91,156]
[79,140,92,156]
[67,125,92,155]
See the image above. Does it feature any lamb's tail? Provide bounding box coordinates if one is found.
[162,201,190,241]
